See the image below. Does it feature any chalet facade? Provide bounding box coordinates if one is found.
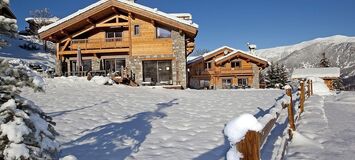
[39,0,198,88]
[291,67,341,90]
[187,46,269,89]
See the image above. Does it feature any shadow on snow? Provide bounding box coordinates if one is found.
[60,99,179,160]
[47,101,110,117]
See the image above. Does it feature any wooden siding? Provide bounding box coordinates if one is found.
[131,17,173,55]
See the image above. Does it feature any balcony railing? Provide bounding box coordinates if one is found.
[70,38,129,51]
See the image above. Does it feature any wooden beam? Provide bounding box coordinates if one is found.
[96,22,129,28]
[61,48,130,55]
[61,39,71,52]
[128,12,133,55]
[56,43,60,59]
[86,18,94,24]
[61,30,69,37]
[111,7,118,14]
[60,25,95,43]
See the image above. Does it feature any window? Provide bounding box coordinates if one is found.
[205,62,212,70]
[238,78,248,87]
[143,60,172,85]
[222,78,233,89]
[231,61,241,68]
[156,26,171,38]
[106,31,122,40]
[134,25,140,35]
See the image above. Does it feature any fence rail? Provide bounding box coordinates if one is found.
[233,79,313,160]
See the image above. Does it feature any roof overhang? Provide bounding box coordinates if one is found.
[215,50,269,68]
[39,0,198,42]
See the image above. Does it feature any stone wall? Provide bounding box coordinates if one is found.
[252,64,260,89]
[171,30,187,88]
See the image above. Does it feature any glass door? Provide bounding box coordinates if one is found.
[222,78,232,89]
[157,61,172,85]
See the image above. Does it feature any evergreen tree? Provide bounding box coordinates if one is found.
[266,63,289,88]
[0,59,58,160]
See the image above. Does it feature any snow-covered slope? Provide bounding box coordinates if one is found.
[256,35,355,90]
[0,35,55,69]
[256,35,355,62]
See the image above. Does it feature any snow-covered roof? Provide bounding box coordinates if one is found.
[215,49,269,64]
[291,67,341,79]
[25,17,59,24]
[38,0,198,34]
[187,46,236,64]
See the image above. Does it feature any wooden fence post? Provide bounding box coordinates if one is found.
[286,88,296,138]
[237,131,261,160]
[310,80,313,95]
[300,81,305,113]
[307,80,311,97]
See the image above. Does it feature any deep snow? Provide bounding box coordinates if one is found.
[21,77,283,160]
[287,92,355,160]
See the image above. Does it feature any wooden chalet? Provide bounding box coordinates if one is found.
[39,0,198,88]
[291,67,341,90]
[187,46,269,89]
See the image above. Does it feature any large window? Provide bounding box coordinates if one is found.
[102,58,126,74]
[143,60,172,85]
[82,60,92,72]
[156,26,171,38]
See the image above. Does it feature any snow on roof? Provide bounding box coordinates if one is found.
[291,67,340,79]
[25,17,59,24]
[187,46,237,64]
[38,0,198,34]
[215,49,269,64]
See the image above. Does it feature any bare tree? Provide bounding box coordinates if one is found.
[30,8,53,27]
[29,8,54,51]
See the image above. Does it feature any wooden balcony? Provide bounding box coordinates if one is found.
[69,37,130,51]
[58,37,130,55]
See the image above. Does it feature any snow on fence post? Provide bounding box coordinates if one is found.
[300,81,305,113]
[285,87,296,139]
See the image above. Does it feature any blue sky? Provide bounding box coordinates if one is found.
[11,0,355,50]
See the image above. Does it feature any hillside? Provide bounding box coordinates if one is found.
[0,35,55,70]
[256,35,355,90]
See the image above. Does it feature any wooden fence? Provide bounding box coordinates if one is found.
[235,79,313,160]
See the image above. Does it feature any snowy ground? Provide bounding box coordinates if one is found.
[0,35,55,69]
[287,92,355,160]
[21,77,283,160]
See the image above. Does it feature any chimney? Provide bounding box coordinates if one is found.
[247,43,257,55]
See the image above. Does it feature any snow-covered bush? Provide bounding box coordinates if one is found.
[90,76,114,85]
[0,16,18,35]
[0,59,58,159]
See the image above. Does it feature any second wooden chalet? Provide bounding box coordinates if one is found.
[187,46,269,89]
[38,0,198,88]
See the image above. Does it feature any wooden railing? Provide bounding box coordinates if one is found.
[70,38,129,50]
[233,79,313,160]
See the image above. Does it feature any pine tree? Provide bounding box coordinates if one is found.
[266,63,289,88]
[0,59,58,160]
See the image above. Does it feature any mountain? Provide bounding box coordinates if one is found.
[255,35,355,90]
